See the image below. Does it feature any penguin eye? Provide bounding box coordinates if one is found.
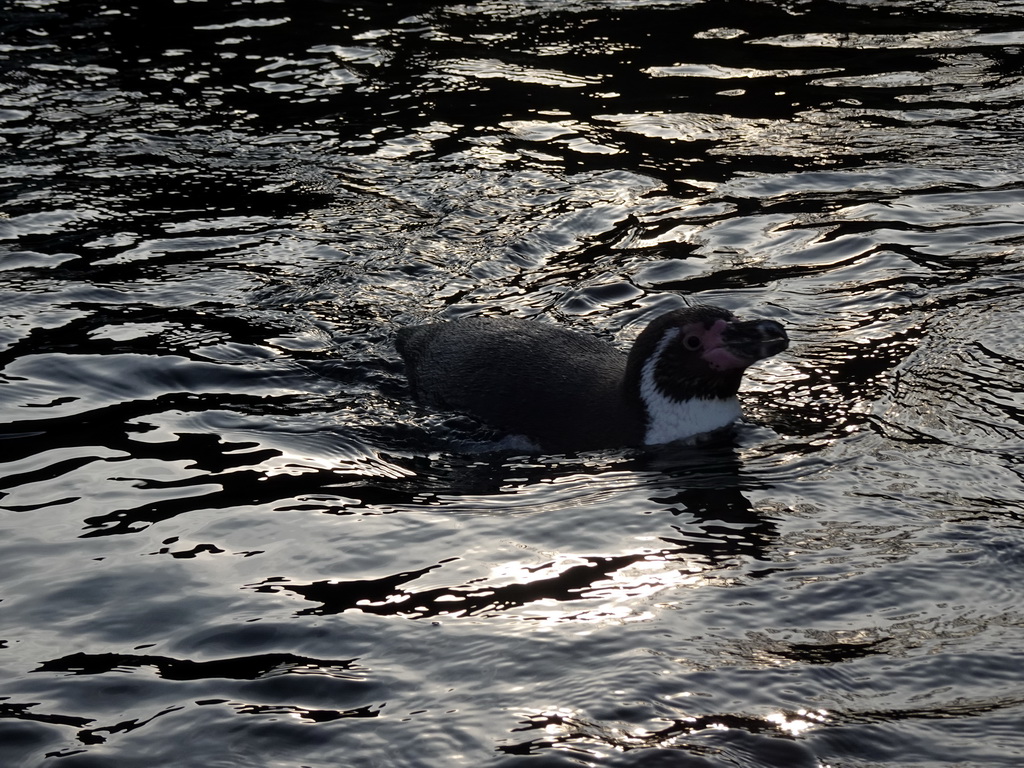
[682,334,702,351]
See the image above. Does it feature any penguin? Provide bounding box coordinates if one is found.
[396,304,788,453]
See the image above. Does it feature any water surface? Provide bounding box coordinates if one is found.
[2,1,1024,766]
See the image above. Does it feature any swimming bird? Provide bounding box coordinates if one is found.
[396,304,788,453]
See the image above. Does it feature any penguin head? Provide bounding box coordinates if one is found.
[623,305,788,453]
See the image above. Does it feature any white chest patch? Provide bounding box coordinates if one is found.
[639,328,742,445]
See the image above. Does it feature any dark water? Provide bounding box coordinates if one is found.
[2,0,1024,766]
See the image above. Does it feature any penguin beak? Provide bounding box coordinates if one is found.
[722,319,789,362]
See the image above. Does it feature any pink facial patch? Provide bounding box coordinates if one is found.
[703,346,751,371]
[697,318,751,371]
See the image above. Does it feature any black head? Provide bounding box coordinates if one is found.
[625,304,789,403]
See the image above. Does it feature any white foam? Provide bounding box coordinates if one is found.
[639,328,742,445]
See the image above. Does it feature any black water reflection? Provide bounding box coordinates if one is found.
[35,651,362,681]
[254,459,783,621]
